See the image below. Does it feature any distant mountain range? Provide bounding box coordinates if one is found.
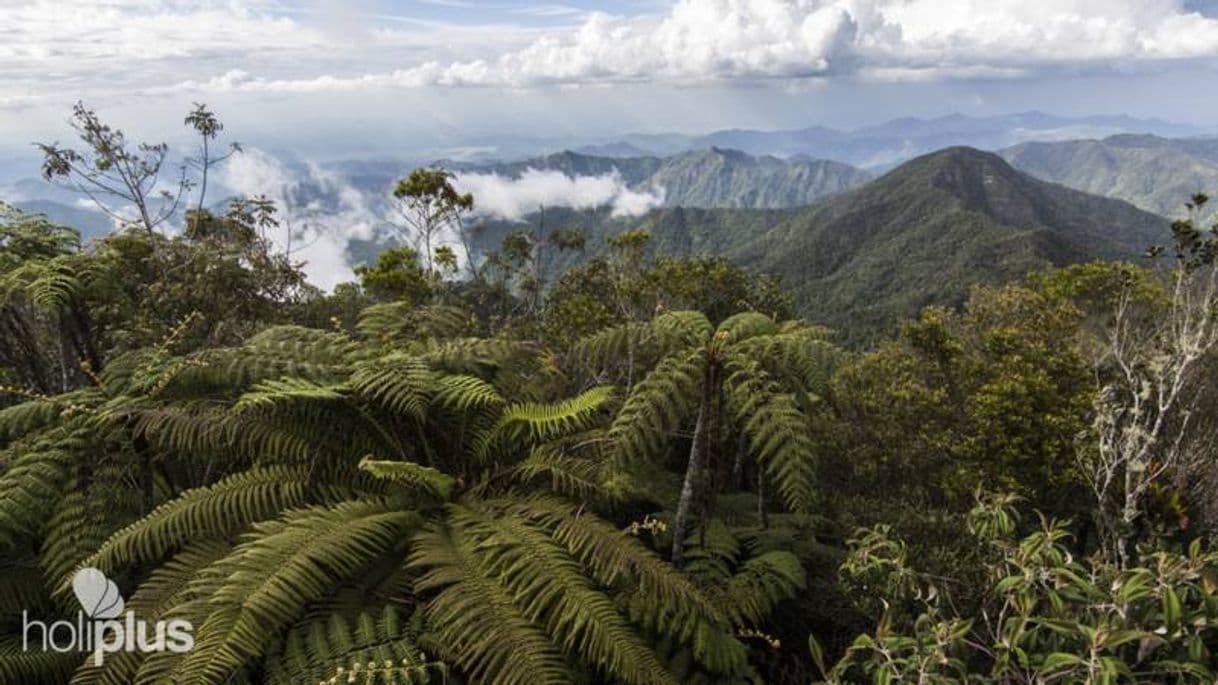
[1000,134,1218,220]
[572,112,1202,169]
[456,148,872,209]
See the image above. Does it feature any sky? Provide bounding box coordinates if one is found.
[4,0,1218,163]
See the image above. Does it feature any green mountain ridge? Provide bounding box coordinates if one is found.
[1000,134,1218,220]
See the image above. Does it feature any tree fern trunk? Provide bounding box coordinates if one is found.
[731,432,747,488]
[758,473,769,529]
[672,375,712,568]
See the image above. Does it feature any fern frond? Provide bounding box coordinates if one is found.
[513,444,618,503]
[717,550,805,626]
[151,343,349,398]
[478,385,613,461]
[732,335,844,399]
[573,321,654,372]
[409,518,581,685]
[714,312,777,343]
[682,520,741,583]
[70,540,234,685]
[40,469,142,589]
[244,325,364,364]
[264,606,445,685]
[7,257,84,311]
[430,374,503,413]
[165,499,420,685]
[504,495,752,677]
[421,337,526,373]
[0,635,79,685]
[233,377,349,415]
[723,357,816,513]
[508,495,725,630]
[610,351,706,463]
[652,311,712,351]
[454,501,677,685]
[349,355,434,419]
[359,457,455,501]
[0,444,76,552]
[76,465,379,577]
[358,303,472,344]
[0,556,52,617]
[0,396,70,440]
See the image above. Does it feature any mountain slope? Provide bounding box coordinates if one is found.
[649,148,868,208]
[731,147,1168,340]
[461,148,871,209]
[1000,134,1218,219]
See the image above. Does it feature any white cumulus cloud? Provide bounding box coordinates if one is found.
[454,169,665,221]
[162,0,1218,93]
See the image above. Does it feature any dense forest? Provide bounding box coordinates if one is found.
[3,105,1218,685]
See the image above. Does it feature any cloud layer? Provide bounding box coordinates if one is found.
[5,0,1218,110]
[218,149,379,290]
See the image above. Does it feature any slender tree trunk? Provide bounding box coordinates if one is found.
[731,432,747,488]
[197,136,209,217]
[625,326,636,394]
[1117,468,1140,567]
[672,366,713,567]
[532,204,545,314]
[758,473,769,529]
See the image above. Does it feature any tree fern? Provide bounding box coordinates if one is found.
[592,310,836,565]
[0,310,758,685]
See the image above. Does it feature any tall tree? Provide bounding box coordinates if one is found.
[183,103,240,219]
[391,168,474,277]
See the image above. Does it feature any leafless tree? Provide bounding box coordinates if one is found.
[1082,194,1218,566]
[37,102,190,234]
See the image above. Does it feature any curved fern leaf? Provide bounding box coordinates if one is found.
[165,499,420,685]
[359,457,455,501]
[610,351,706,463]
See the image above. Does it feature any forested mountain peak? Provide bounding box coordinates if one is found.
[731,146,1166,340]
